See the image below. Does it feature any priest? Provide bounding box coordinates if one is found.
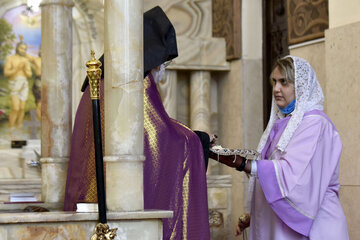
[64,6,210,239]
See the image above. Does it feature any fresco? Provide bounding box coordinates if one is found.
[0,5,41,148]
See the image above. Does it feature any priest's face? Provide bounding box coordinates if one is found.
[271,66,295,108]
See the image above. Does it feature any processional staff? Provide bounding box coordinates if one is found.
[86,50,117,240]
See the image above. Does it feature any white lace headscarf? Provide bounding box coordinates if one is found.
[257,56,324,153]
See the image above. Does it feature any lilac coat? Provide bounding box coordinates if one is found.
[250,110,349,240]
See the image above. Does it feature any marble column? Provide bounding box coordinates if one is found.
[158,70,178,119]
[40,0,74,204]
[103,0,144,211]
[190,71,211,132]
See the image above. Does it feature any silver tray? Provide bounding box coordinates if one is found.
[210,145,260,160]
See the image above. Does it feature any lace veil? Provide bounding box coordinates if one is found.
[257,56,324,153]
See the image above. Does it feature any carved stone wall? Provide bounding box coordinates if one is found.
[212,0,241,60]
[287,0,329,44]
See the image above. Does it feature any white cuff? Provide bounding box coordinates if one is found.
[250,160,258,176]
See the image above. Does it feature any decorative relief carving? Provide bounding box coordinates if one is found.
[209,209,224,227]
[145,0,212,38]
[212,0,241,60]
[287,0,328,44]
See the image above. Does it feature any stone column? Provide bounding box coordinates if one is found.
[103,0,144,211]
[40,0,74,204]
[158,70,178,119]
[190,71,211,132]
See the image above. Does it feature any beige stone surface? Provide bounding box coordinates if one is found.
[339,186,360,240]
[0,210,172,223]
[329,0,360,28]
[40,0,73,204]
[0,217,165,240]
[190,71,211,132]
[41,0,73,158]
[325,22,360,186]
[104,0,144,156]
[218,59,244,239]
[207,175,232,239]
[144,0,212,38]
[0,179,41,202]
[290,42,327,110]
[104,159,144,211]
[241,59,264,149]
[40,158,68,203]
[0,149,23,179]
[158,70,178,119]
[103,0,145,212]
[169,37,229,70]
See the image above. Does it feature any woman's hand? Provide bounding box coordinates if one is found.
[235,213,250,236]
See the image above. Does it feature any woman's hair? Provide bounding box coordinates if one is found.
[269,57,295,85]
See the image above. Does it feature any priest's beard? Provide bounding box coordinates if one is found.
[151,64,165,84]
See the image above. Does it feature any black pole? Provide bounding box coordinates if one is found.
[86,50,107,224]
[91,99,107,223]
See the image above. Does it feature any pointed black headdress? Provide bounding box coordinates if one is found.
[81,6,178,92]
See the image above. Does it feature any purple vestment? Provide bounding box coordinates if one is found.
[64,73,210,239]
[250,110,349,240]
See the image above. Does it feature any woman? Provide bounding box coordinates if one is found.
[212,56,349,239]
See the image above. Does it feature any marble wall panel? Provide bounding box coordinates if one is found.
[144,0,212,38]
[329,0,360,28]
[325,22,360,186]
[0,211,170,240]
[1,220,163,240]
[169,37,228,70]
[207,175,233,240]
[339,186,360,240]
[217,59,244,239]
[176,72,190,126]
[190,71,211,132]
[158,70,178,119]
[0,179,41,202]
[290,41,327,110]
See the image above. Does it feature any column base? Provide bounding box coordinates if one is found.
[104,155,145,211]
[40,157,69,204]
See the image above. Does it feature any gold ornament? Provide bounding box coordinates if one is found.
[90,223,117,240]
[86,50,102,99]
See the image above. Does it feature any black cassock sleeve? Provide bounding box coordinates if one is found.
[194,131,210,172]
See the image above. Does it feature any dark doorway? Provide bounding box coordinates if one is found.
[262,0,289,127]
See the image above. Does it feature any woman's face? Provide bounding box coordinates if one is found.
[271,66,295,108]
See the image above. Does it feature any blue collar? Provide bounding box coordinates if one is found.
[279,99,296,114]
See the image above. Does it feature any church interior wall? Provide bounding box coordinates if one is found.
[327,2,360,238]
[325,19,360,240]
[2,0,359,239]
[216,59,244,237]
[289,41,327,110]
[329,0,360,28]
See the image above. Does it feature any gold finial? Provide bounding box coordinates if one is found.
[91,49,95,59]
[90,223,118,240]
[86,50,102,99]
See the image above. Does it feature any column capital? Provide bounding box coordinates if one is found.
[40,0,74,8]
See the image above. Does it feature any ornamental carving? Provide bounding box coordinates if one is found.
[287,0,328,45]
[209,209,223,227]
[212,0,241,60]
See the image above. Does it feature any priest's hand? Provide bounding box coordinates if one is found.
[235,213,250,236]
[209,133,218,147]
[209,151,244,168]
